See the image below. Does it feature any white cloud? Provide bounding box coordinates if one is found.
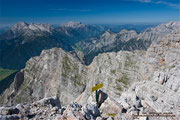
[154,1,180,8]
[134,0,180,9]
[49,8,91,12]
[139,0,151,3]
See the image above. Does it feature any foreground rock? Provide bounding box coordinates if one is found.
[0,96,61,120]
[0,96,117,120]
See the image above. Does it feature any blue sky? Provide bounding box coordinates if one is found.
[0,0,179,26]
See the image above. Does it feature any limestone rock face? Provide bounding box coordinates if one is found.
[99,97,124,118]
[0,48,88,106]
[78,50,144,105]
[69,50,85,64]
[139,21,180,43]
[115,31,180,119]
[0,46,145,107]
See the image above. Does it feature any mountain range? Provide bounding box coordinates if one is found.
[0,21,174,70]
[0,21,180,120]
[77,21,180,64]
[0,22,106,69]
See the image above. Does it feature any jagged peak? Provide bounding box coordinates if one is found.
[101,30,114,38]
[104,29,114,34]
[11,21,29,30]
[164,21,180,27]
[14,21,28,26]
[118,29,137,34]
[28,23,54,32]
[119,29,128,33]
[142,21,180,33]
[152,21,180,30]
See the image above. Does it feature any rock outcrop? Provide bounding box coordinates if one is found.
[0,48,88,106]
[0,96,62,120]
[139,21,180,43]
[115,31,180,119]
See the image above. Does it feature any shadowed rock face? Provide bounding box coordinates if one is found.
[14,71,24,92]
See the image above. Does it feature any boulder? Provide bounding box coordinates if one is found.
[83,103,100,120]
[0,107,19,115]
[63,102,86,120]
[99,97,123,118]
[33,96,61,108]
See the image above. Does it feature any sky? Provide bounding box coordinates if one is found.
[0,0,179,26]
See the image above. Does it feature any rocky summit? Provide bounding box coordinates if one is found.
[0,21,180,120]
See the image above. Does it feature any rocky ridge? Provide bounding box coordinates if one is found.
[138,21,180,43]
[0,48,88,106]
[78,21,180,64]
[0,22,54,41]
[78,29,139,55]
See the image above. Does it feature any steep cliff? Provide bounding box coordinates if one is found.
[0,48,88,106]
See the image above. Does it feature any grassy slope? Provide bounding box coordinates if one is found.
[0,67,17,81]
[0,67,17,95]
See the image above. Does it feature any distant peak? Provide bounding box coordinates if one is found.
[18,21,28,25]
[105,29,113,34]
[119,29,128,33]
[102,30,114,37]
[9,22,54,35]
[13,21,28,27]
[164,21,180,27]
[11,22,29,31]
[61,21,86,28]
[118,29,137,34]
[154,21,180,29]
